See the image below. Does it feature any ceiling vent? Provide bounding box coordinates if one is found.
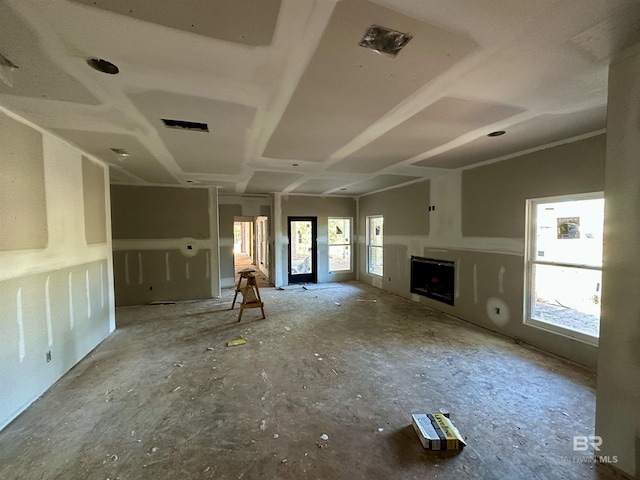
[86,58,119,74]
[359,25,412,58]
[110,147,130,160]
[161,118,209,132]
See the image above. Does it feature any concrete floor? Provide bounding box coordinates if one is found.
[0,282,625,480]
[234,252,270,289]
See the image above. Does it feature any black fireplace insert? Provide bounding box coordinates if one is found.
[410,256,455,306]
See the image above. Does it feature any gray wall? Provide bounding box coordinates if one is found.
[358,135,605,367]
[462,136,605,238]
[0,109,115,430]
[110,186,219,305]
[359,180,430,295]
[276,195,357,285]
[596,44,640,478]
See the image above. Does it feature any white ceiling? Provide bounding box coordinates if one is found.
[1,0,639,196]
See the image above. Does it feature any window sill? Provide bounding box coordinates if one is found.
[524,317,599,347]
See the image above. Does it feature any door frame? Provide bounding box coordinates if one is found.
[287,216,317,284]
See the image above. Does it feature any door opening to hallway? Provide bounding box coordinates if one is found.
[234,219,270,288]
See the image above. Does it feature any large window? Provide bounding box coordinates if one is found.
[367,216,383,276]
[328,217,351,272]
[525,193,604,344]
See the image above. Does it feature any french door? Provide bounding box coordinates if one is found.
[288,217,317,284]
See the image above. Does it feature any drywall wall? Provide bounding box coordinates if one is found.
[462,135,605,238]
[359,181,430,293]
[82,156,107,245]
[358,135,605,367]
[0,108,114,430]
[111,186,220,305]
[0,112,47,251]
[595,44,640,478]
[111,186,209,239]
[276,195,357,286]
[218,194,272,288]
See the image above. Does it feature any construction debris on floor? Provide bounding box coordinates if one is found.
[227,337,247,347]
[412,413,466,450]
[0,281,624,480]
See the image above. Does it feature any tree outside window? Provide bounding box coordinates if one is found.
[328,218,351,272]
[367,216,383,276]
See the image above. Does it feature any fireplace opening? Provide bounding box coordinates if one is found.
[410,256,455,306]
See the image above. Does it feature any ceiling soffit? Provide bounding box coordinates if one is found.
[0,2,99,104]
[291,178,353,195]
[344,174,421,195]
[129,91,256,176]
[263,0,477,162]
[330,96,524,173]
[415,106,606,169]
[70,0,281,46]
[52,129,179,185]
[245,171,304,194]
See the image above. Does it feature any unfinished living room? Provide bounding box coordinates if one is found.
[1,1,639,479]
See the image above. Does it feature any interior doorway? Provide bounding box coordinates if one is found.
[233,219,270,288]
[288,216,317,284]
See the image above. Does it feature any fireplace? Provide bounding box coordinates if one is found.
[410,256,455,306]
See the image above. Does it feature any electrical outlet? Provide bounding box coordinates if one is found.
[46,351,52,363]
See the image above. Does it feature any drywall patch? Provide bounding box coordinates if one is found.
[16,288,25,362]
[486,297,510,326]
[124,253,130,285]
[165,252,171,281]
[68,273,74,330]
[473,264,478,305]
[137,253,143,285]
[45,276,52,346]
[100,263,105,308]
[206,251,211,279]
[85,270,91,319]
[498,266,506,294]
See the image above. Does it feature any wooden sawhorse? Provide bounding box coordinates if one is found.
[231,268,266,322]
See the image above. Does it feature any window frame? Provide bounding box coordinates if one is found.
[366,215,383,277]
[524,192,604,346]
[328,217,353,273]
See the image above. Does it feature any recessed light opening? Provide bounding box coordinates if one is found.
[87,58,119,74]
[488,130,506,137]
[359,25,412,58]
[162,118,209,132]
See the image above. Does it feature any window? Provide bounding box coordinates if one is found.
[525,193,604,344]
[367,216,383,276]
[328,217,352,272]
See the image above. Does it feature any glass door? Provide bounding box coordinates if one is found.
[288,217,317,284]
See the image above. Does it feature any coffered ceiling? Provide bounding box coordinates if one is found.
[1,0,639,195]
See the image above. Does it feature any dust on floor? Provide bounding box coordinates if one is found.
[0,282,623,480]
